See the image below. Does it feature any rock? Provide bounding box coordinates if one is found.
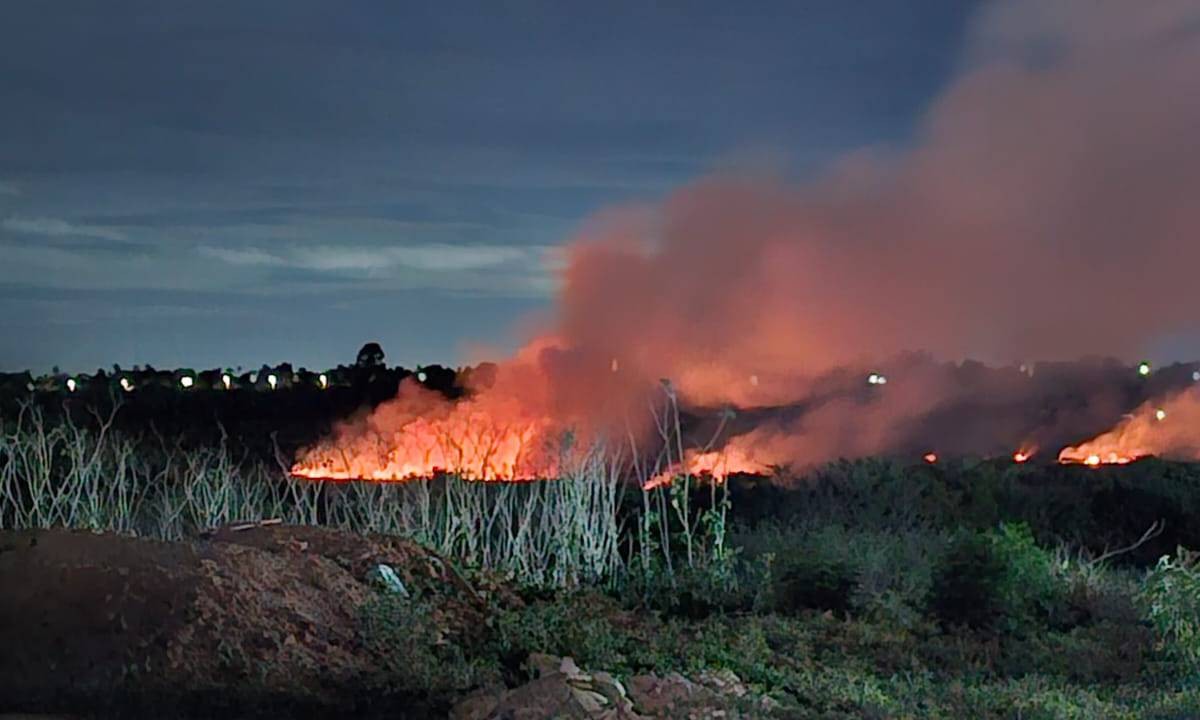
[451,657,649,720]
[486,673,593,719]
[569,686,610,714]
[526,652,562,678]
[627,672,708,717]
[448,686,504,720]
[559,656,590,682]
[591,671,633,711]
[697,668,747,697]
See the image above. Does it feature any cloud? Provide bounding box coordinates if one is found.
[196,246,280,266]
[2,216,128,243]
[198,242,547,274]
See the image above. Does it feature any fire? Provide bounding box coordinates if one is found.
[1012,446,1036,463]
[292,378,565,482]
[645,445,767,490]
[1058,387,1200,466]
[923,452,938,464]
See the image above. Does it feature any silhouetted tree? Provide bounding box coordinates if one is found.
[356,342,385,368]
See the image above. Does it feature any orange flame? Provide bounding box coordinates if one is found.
[644,445,766,490]
[1013,445,1037,463]
[923,452,938,464]
[1058,387,1200,466]
[292,377,566,482]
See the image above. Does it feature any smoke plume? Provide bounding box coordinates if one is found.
[299,0,1200,477]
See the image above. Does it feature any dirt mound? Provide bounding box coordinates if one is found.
[450,654,779,719]
[0,526,485,717]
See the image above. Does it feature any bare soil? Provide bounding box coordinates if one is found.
[0,525,487,719]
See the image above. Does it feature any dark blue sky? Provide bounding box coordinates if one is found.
[0,1,980,373]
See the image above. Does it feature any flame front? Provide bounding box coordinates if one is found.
[645,445,767,490]
[1058,387,1200,466]
[292,379,564,481]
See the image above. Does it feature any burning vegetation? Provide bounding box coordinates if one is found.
[294,0,1200,484]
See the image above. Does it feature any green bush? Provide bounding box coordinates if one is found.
[930,529,1006,629]
[489,592,633,674]
[1139,547,1200,677]
[734,523,947,624]
[929,523,1066,632]
[988,522,1068,629]
[358,592,497,696]
[772,553,857,615]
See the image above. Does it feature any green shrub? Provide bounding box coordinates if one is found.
[988,522,1068,629]
[489,592,633,674]
[358,592,496,696]
[930,529,1007,629]
[1139,547,1200,677]
[771,551,856,615]
[929,523,1065,632]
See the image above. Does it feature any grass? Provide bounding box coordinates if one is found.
[6,399,1200,716]
[0,401,621,586]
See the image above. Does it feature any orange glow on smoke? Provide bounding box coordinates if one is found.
[291,374,567,482]
[1056,390,1200,466]
[645,445,767,490]
[291,414,559,481]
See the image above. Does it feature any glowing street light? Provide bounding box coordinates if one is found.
[267,373,278,390]
[1155,408,1167,422]
[417,371,428,383]
[1138,361,1152,377]
[1193,370,1200,383]
[120,377,134,392]
[179,376,194,389]
[318,373,328,389]
[66,378,77,392]
[222,373,232,390]
[868,373,888,386]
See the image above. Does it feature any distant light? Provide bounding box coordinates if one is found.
[66,378,77,393]
[611,358,619,373]
[249,372,257,383]
[749,374,759,386]
[923,452,938,464]
[318,373,328,389]
[120,377,134,392]
[1019,363,1035,377]
[1138,361,1152,377]
[417,371,427,383]
[267,373,278,390]
[868,373,887,386]
[222,373,232,390]
[1156,408,1167,422]
[179,376,194,389]
[1193,370,1200,383]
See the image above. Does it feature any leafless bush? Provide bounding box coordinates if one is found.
[0,400,622,586]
